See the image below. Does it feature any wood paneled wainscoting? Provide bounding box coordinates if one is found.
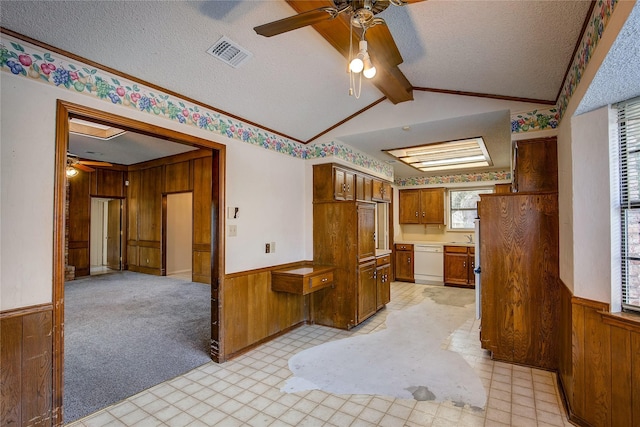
[558,280,640,426]
[0,304,54,426]
[223,262,311,359]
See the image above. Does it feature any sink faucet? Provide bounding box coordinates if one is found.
[466,234,473,243]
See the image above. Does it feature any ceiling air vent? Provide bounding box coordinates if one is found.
[206,36,253,68]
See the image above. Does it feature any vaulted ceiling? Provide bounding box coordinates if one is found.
[1,1,597,178]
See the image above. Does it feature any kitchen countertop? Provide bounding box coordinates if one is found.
[375,249,393,256]
[394,240,475,247]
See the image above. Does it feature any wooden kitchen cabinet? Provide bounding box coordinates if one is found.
[513,137,557,193]
[444,245,475,288]
[395,243,414,282]
[334,166,355,201]
[358,260,378,323]
[314,163,391,204]
[399,188,445,224]
[313,163,354,202]
[356,175,373,201]
[479,192,559,370]
[372,179,392,202]
[312,164,389,329]
[358,203,376,261]
[376,254,391,309]
[271,266,335,295]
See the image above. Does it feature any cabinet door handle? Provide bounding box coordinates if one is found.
[321,277,328,282]
[408,257,411,264]
[422,212,426,217]
[415,212,418,217]
[342,184,346,191]
[463,261,466,268]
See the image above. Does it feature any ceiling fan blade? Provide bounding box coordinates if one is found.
[74,163,95,173]
[254,7,340,37]
[79,160,113,167]
[366,19,403,67]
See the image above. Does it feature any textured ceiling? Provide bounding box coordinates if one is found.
[1,0,596,177]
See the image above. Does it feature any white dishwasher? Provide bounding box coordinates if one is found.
[414,244,444,284]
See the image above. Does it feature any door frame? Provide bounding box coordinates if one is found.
[53,100,226,421]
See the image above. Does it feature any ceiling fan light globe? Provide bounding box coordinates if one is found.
[349,57,364,73]
[363,65,376,78]
[66,166,78,178]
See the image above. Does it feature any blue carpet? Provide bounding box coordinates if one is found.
[63,271,211,423]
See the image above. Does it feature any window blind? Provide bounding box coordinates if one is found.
[619,96,640,311]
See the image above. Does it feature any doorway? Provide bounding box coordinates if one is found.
[90,198,122,275]
[165,192,193,280]
[53,100,225,423]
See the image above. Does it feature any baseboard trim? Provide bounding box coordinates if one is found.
[556,374,592,427]
[222,320,306,361]
[0,302,53,319]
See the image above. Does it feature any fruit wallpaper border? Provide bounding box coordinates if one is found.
[557,0,619,119]
[395,170,511,187]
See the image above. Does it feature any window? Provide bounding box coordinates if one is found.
[619,97,640,311]
[449,188,493,229]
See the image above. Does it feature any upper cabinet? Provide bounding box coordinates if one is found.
[372,179,392,202]
[356,175,373,202]
[398,188,445,224]
[313,163,392,203]
[513,137,558,193]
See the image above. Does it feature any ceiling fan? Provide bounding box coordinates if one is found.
[66,153,112,176]
[254,0,423,103]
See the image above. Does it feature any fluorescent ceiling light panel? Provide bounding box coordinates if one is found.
[384,137,492,173]
[69,118,126,140]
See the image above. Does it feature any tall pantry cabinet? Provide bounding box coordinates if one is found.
[312,163,385,329]
[478,137,559,370]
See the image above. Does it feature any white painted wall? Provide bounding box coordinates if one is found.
[224,141,307,273]
[166,192,192,275]
[557,116,575,292]
[0,72,309,310]
[570,107,615,303]
[556,0,636,299]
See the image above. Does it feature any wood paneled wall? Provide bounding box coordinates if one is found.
[0,305,53,427]
[223,263,308,358]
[558,281,640,427]
[127,151,212,283]
[67,168,126,277]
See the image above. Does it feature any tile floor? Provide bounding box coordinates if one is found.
[67,282,572,426]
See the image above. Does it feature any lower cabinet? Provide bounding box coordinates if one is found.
[376,262,390,310]
[395,244,414,282]
[444,245,475,288]
[357,260,378,323]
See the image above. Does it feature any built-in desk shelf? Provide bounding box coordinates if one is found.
[271,266,335,295]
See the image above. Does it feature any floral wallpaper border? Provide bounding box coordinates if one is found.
[510,107,559,133]
[395,170,511,187]
[557,0,619,119]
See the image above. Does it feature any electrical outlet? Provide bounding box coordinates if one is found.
[265,243,270,253]
[270,242,275,253]
[227,225,237,237]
